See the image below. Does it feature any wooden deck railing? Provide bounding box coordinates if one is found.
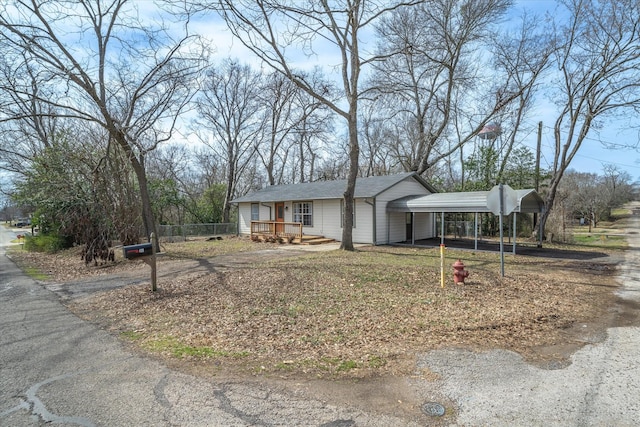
[250,221,303,240]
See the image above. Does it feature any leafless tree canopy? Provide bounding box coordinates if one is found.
[1,0,639,245]
[193,59,263,223]
[200,0,424,250]
[537,0,640,234]
[368,0,553,182]
[0,0,208,245]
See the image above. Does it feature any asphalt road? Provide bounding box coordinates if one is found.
[419,204,640,426]
[2,204,640,426]
[0,227,425,426]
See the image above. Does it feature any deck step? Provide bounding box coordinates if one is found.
[302,238,336,245]
[292,235,335,245]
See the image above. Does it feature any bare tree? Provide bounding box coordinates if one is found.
[370,0,508,174]
[290,70,334,184]
[537,0,640,236]
[0,54,62,174]
[562,171,603,232]
[292,100,333,184]
[256,71,299,186]
[601,164,635,219]
[491,13,553,183]
[370,0,550,180]
[163,146,230,224]
[145,145,196,225]
[193,58,263,223]
[360,101,398,176]
[206,0,421,250]
[0,0,207,246]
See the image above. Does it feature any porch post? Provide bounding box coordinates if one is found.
[433,213,437,239]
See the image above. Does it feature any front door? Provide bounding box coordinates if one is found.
[275,202,285,235]
[406,212,413,242]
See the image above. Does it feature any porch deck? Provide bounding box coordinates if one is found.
[250,221,334,245]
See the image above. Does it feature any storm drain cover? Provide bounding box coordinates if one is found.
[422,402,446,417]
[319,421,355,427]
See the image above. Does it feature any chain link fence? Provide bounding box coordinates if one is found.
[157,223,237,242]
[442,220,479,238]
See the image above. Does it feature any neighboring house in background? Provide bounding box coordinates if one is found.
[232,172,438,245]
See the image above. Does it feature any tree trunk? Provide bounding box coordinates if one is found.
[222,180,233,224]
[114,133,158,250]
[536,170,565,241]
[132,160,159,249]
[223,142,236,223]
[340,112,359,251]
[299,132,306,183]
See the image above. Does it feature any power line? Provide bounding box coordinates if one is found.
[571,153,640,170]
[517,119,640,171]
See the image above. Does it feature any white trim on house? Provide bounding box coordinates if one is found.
[233,173,436,244]
[232,173,544,246]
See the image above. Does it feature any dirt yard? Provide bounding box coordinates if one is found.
[9,235,625,382]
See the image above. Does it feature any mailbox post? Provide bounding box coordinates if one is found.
[123,232,158,292]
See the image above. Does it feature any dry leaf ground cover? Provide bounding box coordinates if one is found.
[9,236,623,380]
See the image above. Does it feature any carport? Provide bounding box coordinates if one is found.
[387,188,545,252]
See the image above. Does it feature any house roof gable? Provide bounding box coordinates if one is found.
[231,172,437,204]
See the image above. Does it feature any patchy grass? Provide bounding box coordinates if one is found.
[7,248,50,280]
[566,220,629,249]
[162,236,278,259]
[22,266,50,281]
[66,243,621,379]
[11,234,624,379]
[572,233,628,248]
[143,335,250,359]
[120,330,144,341]
[611,207,632,218]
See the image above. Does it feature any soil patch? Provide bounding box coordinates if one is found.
[11,239,623,375]
[8,236,628,423]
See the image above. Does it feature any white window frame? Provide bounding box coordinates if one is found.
[293,201,313,226]
[251,203,259,221]
[340,199,356,228]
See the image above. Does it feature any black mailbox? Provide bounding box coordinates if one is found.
[123,243,153,259]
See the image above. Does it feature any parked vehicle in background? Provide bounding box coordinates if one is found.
[13,219,31,228]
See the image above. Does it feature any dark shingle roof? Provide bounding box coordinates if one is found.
[231,172,436,203]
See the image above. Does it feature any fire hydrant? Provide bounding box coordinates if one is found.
[453,259,469,284]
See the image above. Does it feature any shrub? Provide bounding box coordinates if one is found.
[23,234,69,253]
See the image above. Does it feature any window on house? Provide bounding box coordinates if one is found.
[251,203,259,221]
[340,199,356,228]
[293,202,313,226]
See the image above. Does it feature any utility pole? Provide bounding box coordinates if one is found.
[534,121,542,193]
[534,121,543,247]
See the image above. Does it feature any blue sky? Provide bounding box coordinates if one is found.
[200,0,640,181]
[512,0,640,180]
[2,0,636,193]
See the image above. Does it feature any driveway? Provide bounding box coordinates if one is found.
[1,204,639,426]
[417,203,640,425]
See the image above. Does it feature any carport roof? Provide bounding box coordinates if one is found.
[387,189,544,213]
